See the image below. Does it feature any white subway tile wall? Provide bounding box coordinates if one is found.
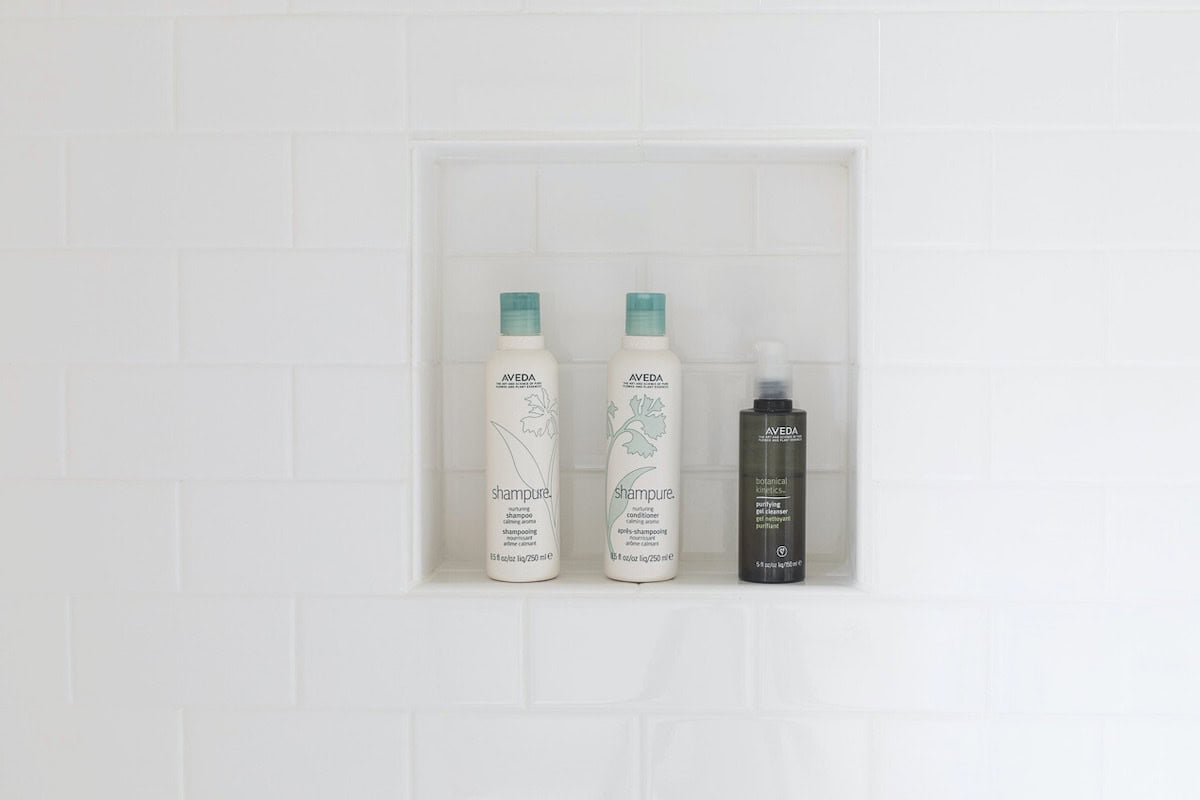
[1,3,1198,798]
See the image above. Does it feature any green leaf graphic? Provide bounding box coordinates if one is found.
[605,465,655,556]
[621,429,657,458]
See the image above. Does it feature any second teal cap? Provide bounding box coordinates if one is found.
[625,292,666,336]
[500,292,541,335]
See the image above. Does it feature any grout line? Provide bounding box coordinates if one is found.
[64,595,74,704]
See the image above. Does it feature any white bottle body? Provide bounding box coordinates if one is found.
[485,336,560,582]
[604,336,682,582]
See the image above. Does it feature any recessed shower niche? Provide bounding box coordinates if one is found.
[411,141,865,589]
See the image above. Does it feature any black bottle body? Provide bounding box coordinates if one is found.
[738,405,806,583]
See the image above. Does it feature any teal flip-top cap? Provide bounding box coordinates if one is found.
[625,292,666,336]
[499,292,541,335]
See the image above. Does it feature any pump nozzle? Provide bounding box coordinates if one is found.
[753,340,791,401]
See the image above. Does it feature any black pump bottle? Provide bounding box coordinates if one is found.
[738,341,806,583]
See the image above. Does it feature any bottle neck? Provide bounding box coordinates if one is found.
[497,334,545,350]
[621,335,669,351]
[753,398,793,412]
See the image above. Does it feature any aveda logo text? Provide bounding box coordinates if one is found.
[765,426,800,436]
[492,485,551,501]
[501,373,536,382]
[628,373,664,382]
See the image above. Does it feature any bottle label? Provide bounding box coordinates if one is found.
[486,372,559,569]
[605,389,678,568]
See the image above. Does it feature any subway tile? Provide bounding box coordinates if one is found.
[647,716,869,800]
[408,16,639,130]
[680,472,737,556]
[0,596,67,705]
[441,470,484,562]
[0,709,179,800]
[1104,719,1200,800]
[441,163,536,255]
[871,369,989,480]
[873,485,1104,599]
[413,714,638,799]
[538,163,755,254]
[1117,13,1200,124]
[73,595,293,706]
[989,717,1102,800]
[648,256,848,363]
[0,20,171,131]
[995,603,1200,713]
[186,711,407,800]
[69,135,291,246]
[874,718,985,800]
[1107,487,1200,598]
[529,599,748,708]
[872,251,989,364]
[562,470,606,560]
[756,163,848,252]
[0,251,176,363]
[986,252,1107,364]
[991,371,1110,481]
[807,472,848,562]
[643,14,878,128]
[995,133,1200,248]
[881,13,1113,125]
[0,368,62,477]
[0,481,176,592]
[0,138,62,245]
[870,132,991,246]
[294,368,412,480]
[181,250,408,364]
[1110,253,1200,364]
[294,134,409,248]
[68,367,291,478]
[760,601,988,711]
[441,363,485,472]
[559,363,608,471]
[440,256,637,364]
[183,482,406,593]
[992,370,1200,481]
[177,17,403,130]
[301,597,522,708]
[681,366,749,469]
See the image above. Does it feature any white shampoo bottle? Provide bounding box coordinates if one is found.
[485,292,560,582]
[604,292,681,582]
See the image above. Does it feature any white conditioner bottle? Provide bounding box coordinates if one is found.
[604,292,681,582]
[485,292,560,582]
